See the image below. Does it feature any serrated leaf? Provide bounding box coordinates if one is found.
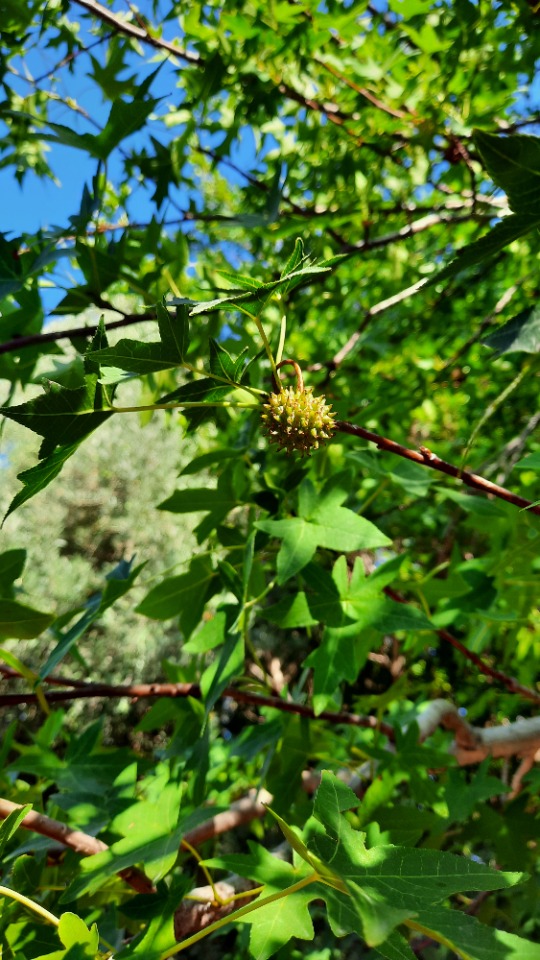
[3,442,81,521]
[88,339,178,373]
[0,375,112,448]
[209,338,237,380]
[474,129,540,215]
[188,265,331,315]
[413,904,540,960]
[157,377,233,406]
[280,237,305,277]
[307,773,524,946]
[157,300,190,363]
[94,96,161,160]
[429,213,539,284]
[62,778,183,901]
[216,270,265,291]
[483,305,540,355]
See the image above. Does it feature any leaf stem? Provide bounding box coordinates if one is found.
[165,872,319,958]
[0,884,60,927]
[110,401,261,413]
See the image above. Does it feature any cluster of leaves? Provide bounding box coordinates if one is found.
[0,1,539,959]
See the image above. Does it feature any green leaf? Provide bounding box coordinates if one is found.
[307,772,524,947]
[429,213,539,283]
[203,845,315,960]
[115,878,190,960]
[94,97,161,160]
[0,804,32,858]
[514,452,540,471]
[136,556,215,635]
[157,377,233,406]
[88,339,178,374]
[0,375,112,450]
[0,549,26,596]
[40,558,144,677]
[3,442,81,520]
[445,763,504,822]
[158,468,242,536]
[62,776,183,901]
[200,628,244,716]
[188,264,331,315]
[0,599,54,639]
[474,130,540,215]
[414,904,540,960]
[256,479,390,584]
[280,237,305,277]
[483,305,540,355]
[157,300,190,363]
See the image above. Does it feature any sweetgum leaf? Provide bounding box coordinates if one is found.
[256,480,390,584]
[0,374,112,448]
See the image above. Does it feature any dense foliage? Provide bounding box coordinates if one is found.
[0,1,539,958]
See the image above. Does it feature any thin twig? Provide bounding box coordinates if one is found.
[0,673,395,736]
[70,0,201,63]
[336,420,540,516]
[384,588,540,704]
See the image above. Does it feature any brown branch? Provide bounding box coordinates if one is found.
[0,798,154,894]
[336,420,540,516]
[384,589,540,704]
[0,673,395,737]
[70,0,201,64]
[314,57,411,120]
[0,314,154,356]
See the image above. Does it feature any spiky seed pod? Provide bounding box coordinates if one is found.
[261,384,336,456]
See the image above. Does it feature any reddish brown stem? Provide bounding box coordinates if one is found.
[0,672,394,737]
[336,420,540,515]
[384,587,540,704]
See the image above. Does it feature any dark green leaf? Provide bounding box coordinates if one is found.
[483,305,540,355]
[0,599,54,639]
[474,130,540,215]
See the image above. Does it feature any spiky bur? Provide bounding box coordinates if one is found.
[261,384,336,456]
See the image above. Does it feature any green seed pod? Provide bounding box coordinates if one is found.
[261,364,336,456]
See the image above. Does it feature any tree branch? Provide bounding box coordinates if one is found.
[383,588,540,704]
[336,420,540,516]
[0,798,154,894]
[70,0,201,64]
[0,314,154,356]
[415,699,540,764]
[0,672,395,737]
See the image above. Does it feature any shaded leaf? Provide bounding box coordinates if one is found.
[483,305,540,355]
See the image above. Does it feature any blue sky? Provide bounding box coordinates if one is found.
[1,10,261,317]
